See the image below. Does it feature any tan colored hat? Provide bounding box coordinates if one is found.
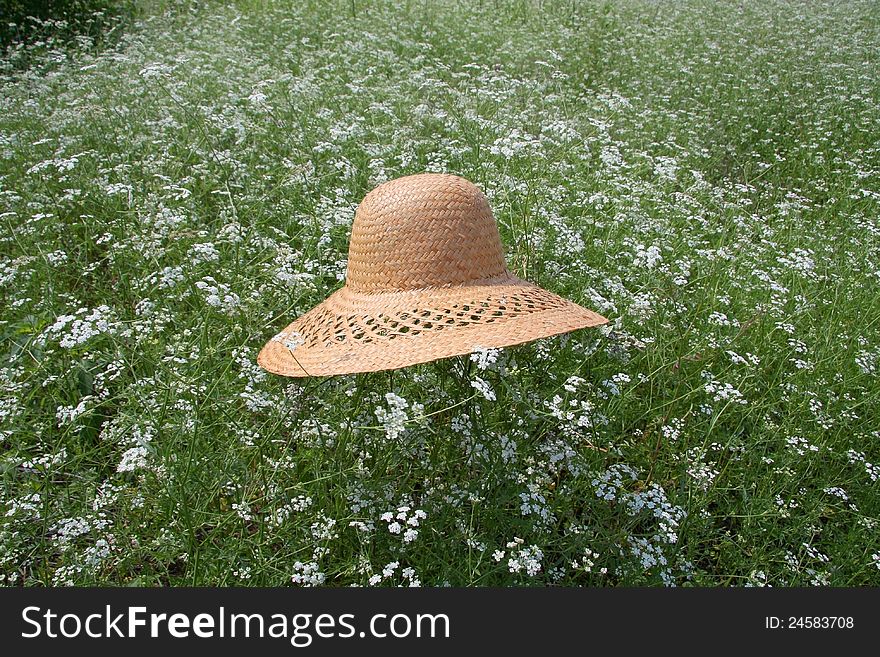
[257,173,607,377]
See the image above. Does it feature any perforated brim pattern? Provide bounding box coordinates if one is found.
[257,275,607,377]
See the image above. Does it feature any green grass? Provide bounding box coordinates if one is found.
[1,0,879,586]
[0,0,145,65]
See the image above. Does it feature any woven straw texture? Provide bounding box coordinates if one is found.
[258,173,608,377]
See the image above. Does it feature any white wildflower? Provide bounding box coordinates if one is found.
[117,446,149,473]
[470,346,501,371]
[471,376,496,401]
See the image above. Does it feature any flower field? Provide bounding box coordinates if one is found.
[1,0,878,586]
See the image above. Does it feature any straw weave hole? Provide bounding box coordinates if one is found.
[295,285,564,350]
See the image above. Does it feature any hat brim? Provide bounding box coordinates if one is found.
[257,275,608,377]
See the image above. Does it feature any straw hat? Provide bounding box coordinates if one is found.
[257,173,607,377]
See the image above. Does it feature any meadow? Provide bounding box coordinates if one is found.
[1,0,878,586]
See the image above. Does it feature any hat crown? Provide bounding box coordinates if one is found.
[346,173,509,292]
